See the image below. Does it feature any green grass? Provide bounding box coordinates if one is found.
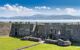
[0,36,37,50]
[25,43,80,50]
[0,37,80,50]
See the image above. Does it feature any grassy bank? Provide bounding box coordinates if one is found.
[0,37,37,50]
[25,43,80,50]
[0,37,80,50]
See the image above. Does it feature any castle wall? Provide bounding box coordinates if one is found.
[0,22,11,36]
[9,22,80,42]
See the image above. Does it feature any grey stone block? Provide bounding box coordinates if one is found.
[21,36,42,42]
[44,39,58,44]
[57,39,71,46]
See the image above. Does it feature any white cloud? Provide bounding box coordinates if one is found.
[63,8,76,16]
[35,6,51,9]
[0,4,38,17]
[0,4,80,17]
[36,8,80,16]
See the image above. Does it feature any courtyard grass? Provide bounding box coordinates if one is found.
[0,36,37,50]
[0,36,80,50]
[25,43,80,50]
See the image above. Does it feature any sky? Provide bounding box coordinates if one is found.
[0,0,80,17]
[0,0,80,7]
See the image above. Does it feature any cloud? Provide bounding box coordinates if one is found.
[64,8,80,16]
[35,7,80,16]
[0,4,38,17]
[35,6,51,9]
[0,4,80,17]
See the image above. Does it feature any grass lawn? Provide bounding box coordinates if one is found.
[0,36,37,50]
[25,43,80,50]
[0,36,80,50]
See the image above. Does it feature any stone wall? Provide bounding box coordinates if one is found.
[10,23,32,37]
[0,22,12,36]
[9,22,80,42]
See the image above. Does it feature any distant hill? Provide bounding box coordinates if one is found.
[0,15,80,20]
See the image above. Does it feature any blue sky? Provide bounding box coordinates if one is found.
[0,0,80,17]
[0,0,80,7]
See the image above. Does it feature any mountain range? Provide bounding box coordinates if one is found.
[0,15,80,20]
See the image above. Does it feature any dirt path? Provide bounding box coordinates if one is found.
[16,43,40,50]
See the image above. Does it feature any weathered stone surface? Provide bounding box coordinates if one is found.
[21,36,42,42]
[10,23,31,37]
[28,37,42,42]
[57,39,71,46]
[21,36,30,40]
[0,22,11,36]
[9,22,80,43]
[44,39,58,44]
[70,28,80,42]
